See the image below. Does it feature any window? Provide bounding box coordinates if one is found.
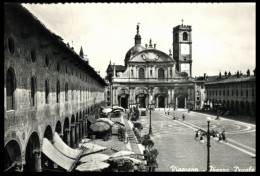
[150,70,152,76]
[236,89,238,97]
[219,90,221,96]
[197,97,200,101]
[241,90,243,97]
[227,90,229,96]
[71,85,74,100]
[57,62,60,72]
[252,88,254,96]
[170,70,172,77]
[183,32,188,41]
[131,69,133,76]
[31,76,36,106]
[31,49,36,63]
[232,89,233,96]
[158,68,165,79]
[8,37,15,54]
[65,83,68,101]
[216,90,218,96]
[45,79,49,104]
[56,80,60,103]
[65,65,68,74]
[246,89,248,97]
[139,68,145,79]
[6,68,15,110]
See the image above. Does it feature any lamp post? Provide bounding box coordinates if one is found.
[206,117,211,172]
[148,103,154,136]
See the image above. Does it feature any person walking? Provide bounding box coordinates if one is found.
[182,114,185,121]
[173,112,176,120]
[221,130,226,142]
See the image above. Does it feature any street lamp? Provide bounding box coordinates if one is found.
[148,103,155,136]
[206,117,211,172]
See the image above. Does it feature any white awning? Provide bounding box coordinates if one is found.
[53,132,82,159]
[42,138,75,171]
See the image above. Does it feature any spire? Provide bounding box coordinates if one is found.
[134,23,141,45]
[79,46,84,58]
[149,39,153,48]
[181,19,184,26]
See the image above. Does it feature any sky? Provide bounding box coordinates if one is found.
[21,3,255,78]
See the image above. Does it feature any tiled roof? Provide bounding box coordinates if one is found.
[204,75,255,84]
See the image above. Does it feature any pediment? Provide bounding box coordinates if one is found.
[129,49,174,63]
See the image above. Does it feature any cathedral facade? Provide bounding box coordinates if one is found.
[106,24,195,109]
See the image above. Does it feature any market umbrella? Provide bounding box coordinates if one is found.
[81,143,107,156]
[102,108,112,113]
[87,115,97,124]
[109,156,143,165]
[75,161,109,172]
[90,121,111,133]
[79,153,110,163]
[114,121,125,127]
[96,118,114,126]
[110,150,135,158]
[112,106,125,111]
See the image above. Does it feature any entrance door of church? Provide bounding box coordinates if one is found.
[120,97,127,109]
[139,97,146,108]
[158,97,165,108]
[178,96,185,108]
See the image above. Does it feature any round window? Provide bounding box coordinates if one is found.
[8,37,15,54]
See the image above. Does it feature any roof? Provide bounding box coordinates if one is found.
[5,3,107,86]
[125,44,146,63]
[196,74,256,85]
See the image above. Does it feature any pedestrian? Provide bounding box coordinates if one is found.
[221,130,226,142]
[182,114,185,121]
[173,112,176,120]
[195,130,199,140]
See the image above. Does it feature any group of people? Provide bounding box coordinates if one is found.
[172,112,185,121]
[195,129,226,142]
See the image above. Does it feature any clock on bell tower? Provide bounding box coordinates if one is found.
[172,21,192,77]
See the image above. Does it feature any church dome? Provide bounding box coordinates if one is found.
[125,44,146,62]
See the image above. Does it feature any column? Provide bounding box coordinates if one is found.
[85,118,88,137]
[65,128,70,147]
[185,97,187,108]
[176,96,178,108]
[79,120,83,142]
[75,123,80,148]
[82,119,85,138]
[71,125,75,148]
[33,149,42,172]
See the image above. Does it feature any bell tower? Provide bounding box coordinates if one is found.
[172,20,192,77]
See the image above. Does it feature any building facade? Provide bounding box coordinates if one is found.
[106,24,196,109]
[4,4,107,172]
[195,72,256,117]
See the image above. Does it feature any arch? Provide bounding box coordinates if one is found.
[56,80,60,103]
[183,32,188,41]
[44,125,53,141]
[63,117,70,143]
[158,68,165,79]
[6,67,16,110]
[4,140,22,172]
[240,101,245,116]
[55,121,62,134]
[24,131,41,172]
[177,94,185,108]
[235,101,239,115]
[139,68,145,79]
[245,101,251,116]
[45,79,49,104]
[251,101,255,117]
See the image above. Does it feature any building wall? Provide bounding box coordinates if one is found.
[4,5,106,171]
[203,80,255,116]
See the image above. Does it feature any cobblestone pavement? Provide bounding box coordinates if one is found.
[138,109,255,172]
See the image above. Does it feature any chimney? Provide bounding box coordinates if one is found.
[204,73,206,79]
[154,44,156,49]
[145,44,148,48]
